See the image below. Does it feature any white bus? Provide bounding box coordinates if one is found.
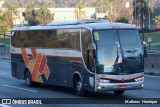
[11,20,145,96]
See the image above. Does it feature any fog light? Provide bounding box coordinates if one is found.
[97,86,102,89]
[140,84,144,87]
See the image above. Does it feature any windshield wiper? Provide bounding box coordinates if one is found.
[125,50,138,53]
[127,56,136,60]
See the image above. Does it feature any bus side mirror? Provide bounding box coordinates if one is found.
[87,44,96,72]
[142,41,147,57]
[144,47,147,57]
[88,44,96,58]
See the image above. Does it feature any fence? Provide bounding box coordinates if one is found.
[0,45,10,60]
[144,51,160,75]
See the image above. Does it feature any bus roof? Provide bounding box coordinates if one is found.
[12,20,137,31]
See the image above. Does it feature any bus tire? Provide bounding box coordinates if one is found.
[25,70,34,87]
[114,90,125,95]
[74,76,87,96]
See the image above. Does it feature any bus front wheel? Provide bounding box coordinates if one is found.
[114,90,125,95]
[74,76,87,96]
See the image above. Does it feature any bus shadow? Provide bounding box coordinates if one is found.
[40,84,77,96]
[31,83,132,98]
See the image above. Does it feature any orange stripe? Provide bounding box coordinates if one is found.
[21,48,29,65]
[31,48,37,59]
[32,53,43,81]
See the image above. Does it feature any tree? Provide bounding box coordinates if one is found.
[107,11,116,22]
[133,0,150,28]
[23,3,54,26]
[0,24,11,35]
[116,9,132,24]
[74,3,86,20]
[95,1,118,22]
[3,4,19,28]
[153,7,160,20]
[0,9,2,18]
[95,0,111,13]
[153,16,160,26]
[116,17,129,23]
[0,8,11,35]
[35,6,54,24]
[22,3,37,26]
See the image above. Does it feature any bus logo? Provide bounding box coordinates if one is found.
[121,78,125,82]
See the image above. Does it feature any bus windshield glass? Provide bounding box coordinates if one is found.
[94,29,143,74]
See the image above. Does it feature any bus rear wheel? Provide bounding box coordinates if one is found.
[114,90,125,95]
[74,76,87,96]
[25,70,34,87]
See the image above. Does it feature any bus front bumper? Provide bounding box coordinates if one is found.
[95,81,144,92]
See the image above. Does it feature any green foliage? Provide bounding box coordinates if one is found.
[74,3,85,20]
[133,0,151,19]
[3,4,19,27]
[36,7,54,25]
[23,3,54,26]
[0,38,10,45]
[153,16,160,26]
[0,9,3,17]
[116,9,132,24]
[95,0,111,13]
[0,24,11,34]
[143,31,160,43]
[22,3,37,26]
[139,28,157,33]
[116,17,129,23]
[75,2,85,10]
[0,5,18,34]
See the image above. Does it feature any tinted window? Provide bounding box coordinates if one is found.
[95,30,121,70]
[81,28,92,67]
[94,29,143,74]
[11,29,80,51]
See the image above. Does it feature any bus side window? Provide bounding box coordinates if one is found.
[82,28,93,71]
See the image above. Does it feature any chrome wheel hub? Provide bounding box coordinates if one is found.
[77,81,82,91]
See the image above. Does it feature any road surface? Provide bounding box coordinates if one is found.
[0,60,159,107]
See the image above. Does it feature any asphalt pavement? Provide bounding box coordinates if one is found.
[0,60,160,107]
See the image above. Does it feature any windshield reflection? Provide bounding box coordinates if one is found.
[94,29,143,74]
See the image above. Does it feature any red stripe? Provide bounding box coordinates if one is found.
[39,55,47,74]
[100,76,143,82]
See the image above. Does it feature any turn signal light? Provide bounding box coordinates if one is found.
[135,77,144,82]
[97,79,110,83]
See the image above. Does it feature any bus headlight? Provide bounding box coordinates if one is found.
[97,79,110,83]
[135,77,144,82]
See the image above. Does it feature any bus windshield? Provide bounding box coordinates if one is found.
[94,29,143,74]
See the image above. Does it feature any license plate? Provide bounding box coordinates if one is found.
[118,85,126,89]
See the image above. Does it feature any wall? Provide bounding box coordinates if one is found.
[144,53,160,75]
[0,45,10,60]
